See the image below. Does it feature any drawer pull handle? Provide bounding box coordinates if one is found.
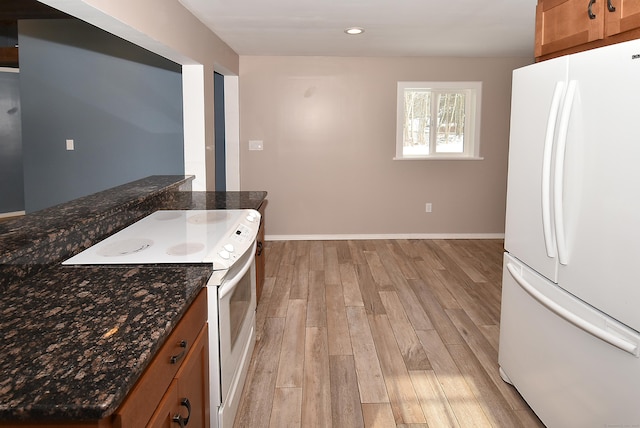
[607,0,616,12]
[170,340,188,364]
[588,0,597,19]
[172,398,192,427]
[256,241,264,256]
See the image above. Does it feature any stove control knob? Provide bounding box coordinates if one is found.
[246,214,257,222]
[224,244,235,253]
[219,250,231,259]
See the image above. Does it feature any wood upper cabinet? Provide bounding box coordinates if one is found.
[536,0,640,59]
[605,0,640,37]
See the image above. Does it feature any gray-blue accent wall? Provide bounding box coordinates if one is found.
[18,19,184,213]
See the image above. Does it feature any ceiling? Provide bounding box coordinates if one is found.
[178,0,538,57]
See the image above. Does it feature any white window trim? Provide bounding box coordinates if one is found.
[394,81,483,160]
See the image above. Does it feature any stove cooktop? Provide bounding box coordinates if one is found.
[63,209,261,269]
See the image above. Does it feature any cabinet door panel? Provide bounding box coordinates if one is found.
[536,0,604,57]
[147,380,180,428]
[176,324,210,428]
[605,0,640,36]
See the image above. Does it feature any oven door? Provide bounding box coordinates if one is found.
[215,240,257,428]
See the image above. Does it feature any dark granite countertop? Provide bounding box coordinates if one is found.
[171,190,268,211]
[0,263,211,421]
[0,177,267,422]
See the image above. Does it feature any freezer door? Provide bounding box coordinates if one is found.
[504,56,568,283]
[499,254,640,427]
[556,38,640,332]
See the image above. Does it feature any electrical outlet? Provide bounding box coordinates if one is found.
[425,203,433,213]
[66,139,74,151]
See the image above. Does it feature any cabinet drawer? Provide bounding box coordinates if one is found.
[114,288,207,428]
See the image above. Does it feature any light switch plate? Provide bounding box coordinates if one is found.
[66,139,74,150]
[249,140,264,151]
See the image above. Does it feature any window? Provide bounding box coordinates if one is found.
[395,81,482,160]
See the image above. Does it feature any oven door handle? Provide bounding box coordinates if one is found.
[218,241,257,300]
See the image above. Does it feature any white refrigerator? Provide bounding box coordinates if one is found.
[500,38,640,427]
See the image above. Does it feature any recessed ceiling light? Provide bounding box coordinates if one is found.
[344,27,364,35]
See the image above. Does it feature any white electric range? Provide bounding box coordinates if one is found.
[64,209,261,428]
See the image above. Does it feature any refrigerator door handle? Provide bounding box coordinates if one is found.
[541,81,565,259]
[507,262,639,357]
[553,80,577,266]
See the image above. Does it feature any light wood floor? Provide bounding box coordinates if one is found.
[234,239,545,428]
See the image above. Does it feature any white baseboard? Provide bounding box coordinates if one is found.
[265,233,505,241]
[0,210,25,219]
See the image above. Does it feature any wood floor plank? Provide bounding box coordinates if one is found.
[433,239,488,283]
[309,241,324,271]
[290,254,310,300]
[335,239,353,264]
[345,306,389,403]
[324,243,341,285]
[267,262,293,318]
[431,267,499,327]
[446,308,526,411]
[388,273,434,331]
[412,240,446,270]
[479,324,500,352]
[294,239,310,258]
[447,343,523,428]
[368,313,426,424]
[415,329,493,427]
[362,403,396,428]
[407,278,463,345]
[234,317,285,428]
[329,355,365,428]
[379,291,431,370]
[238,239,544,428]
[302,326,332,428]
[347,240,368,265]
[276,299,307,388]
[256,276,276,340]
[412,262,462,310]
[385,240,421,280]
[306,270,327,328]
[340,263,364,307]
[264,241,284,278]
[326,282,353,356]
[364,249,394,290]
[355,262,387,315]
[409,369,461,428]
[514,409,547,428]
[269,387,302,428]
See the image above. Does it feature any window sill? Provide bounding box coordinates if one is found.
[393,156,484,161]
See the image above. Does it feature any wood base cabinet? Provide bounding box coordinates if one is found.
[146,325,209,428]
[536,0,640,60]
[115,289,209,428]
[255,201,267,304]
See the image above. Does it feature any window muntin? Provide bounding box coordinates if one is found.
[396,81,482,160]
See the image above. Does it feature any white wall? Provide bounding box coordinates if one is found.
[239,56,533,239]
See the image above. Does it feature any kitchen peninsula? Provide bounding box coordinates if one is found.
[0,176,266,426]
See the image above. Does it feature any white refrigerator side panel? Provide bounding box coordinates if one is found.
[499,254,640,428]
[504,57,568,283]
[557,38,640,332]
